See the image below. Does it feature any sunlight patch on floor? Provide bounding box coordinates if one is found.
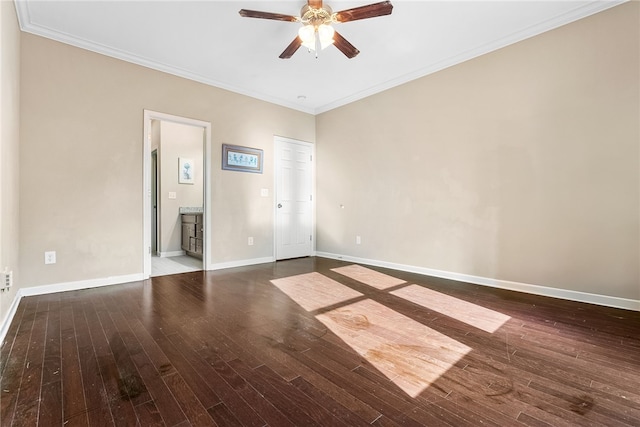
[391,285,511,333]
[316,299,471,397]
[270,272,363,312]
[332,264,406,289]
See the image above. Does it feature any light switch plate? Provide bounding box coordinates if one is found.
[45,251,56,264]
[261,188,269,197]
[168,192,177,199]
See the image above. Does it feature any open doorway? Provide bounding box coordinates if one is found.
[143,111,212,278]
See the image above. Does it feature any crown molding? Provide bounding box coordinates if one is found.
[15,0,626,116]
[14,0,316,115]
[314,0,627,114]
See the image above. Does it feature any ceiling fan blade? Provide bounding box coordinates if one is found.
[334,1,393,22]
[279,37,303,59]
[308,0,323,8]
[238,9,298,22]
[333,31,360,59]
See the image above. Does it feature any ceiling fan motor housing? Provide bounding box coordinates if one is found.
[300,4,334,26]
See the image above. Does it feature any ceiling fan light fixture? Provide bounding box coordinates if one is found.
[298,23,335,52]
[318,24,335,49]
[298,24,316,49]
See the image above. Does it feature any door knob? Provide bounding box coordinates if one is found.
[277,203,282,208]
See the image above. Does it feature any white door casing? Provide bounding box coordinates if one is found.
[274,136,314,260]
[143,110,212,278]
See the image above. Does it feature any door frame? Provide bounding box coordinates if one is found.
[273,135,316,260]
[151,149,158,255]
[143,110,212,278]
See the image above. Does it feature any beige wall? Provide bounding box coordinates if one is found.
[19,33,315,287]
[9,2,640,307]
[316,3,639,301]
[0,1,21,325]
[158,121,204,254]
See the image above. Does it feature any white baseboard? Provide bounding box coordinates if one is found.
[19,273,146,297]
[0,291,23,348]
[0,256,279,342]
[3,252,635,347]
[209,256,275,271]
[0,273,145,346]
[0,255,277,342]
[316,252,640,312]
[159,251,185,258]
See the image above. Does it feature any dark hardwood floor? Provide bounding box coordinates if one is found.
[1,256,639,426]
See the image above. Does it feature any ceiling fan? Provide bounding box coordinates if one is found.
[239,0,393,59]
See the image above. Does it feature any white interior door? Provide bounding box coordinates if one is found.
[275,137,313,260]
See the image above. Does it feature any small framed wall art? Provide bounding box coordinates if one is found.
[222,144,263,174]
[179,157,195,184]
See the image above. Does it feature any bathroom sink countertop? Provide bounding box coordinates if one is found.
[179,207,203,214]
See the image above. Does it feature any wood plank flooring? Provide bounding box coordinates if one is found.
[1,257,639,426]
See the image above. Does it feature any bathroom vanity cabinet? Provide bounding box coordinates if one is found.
[181,213,203,258]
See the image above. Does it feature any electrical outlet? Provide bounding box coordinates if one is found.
[356,236,361,245]
[44,251,56,264]
[248,237,254,246]
[1,268,12,292]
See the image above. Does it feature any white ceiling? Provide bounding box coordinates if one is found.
[15,0,623,115]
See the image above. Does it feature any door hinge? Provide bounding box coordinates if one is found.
[310,235,312,241]
[310,194,312,201]
[310,154,313,161]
